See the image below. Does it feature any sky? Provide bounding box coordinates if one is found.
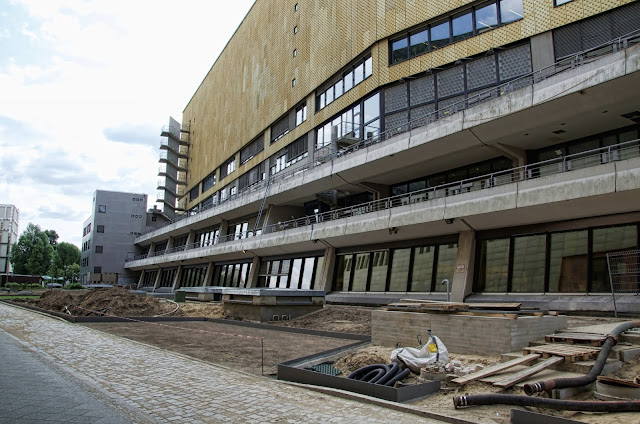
[0,0,256,248]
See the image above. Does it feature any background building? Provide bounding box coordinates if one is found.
[0,204,19,274]
[81,191,168,286]
[127,0,640,311]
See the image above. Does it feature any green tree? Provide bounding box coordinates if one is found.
[10,223,54,275]
[65,263,81,284]
[48,242,81,279]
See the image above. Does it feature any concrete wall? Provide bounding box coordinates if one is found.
[371,310,568,355]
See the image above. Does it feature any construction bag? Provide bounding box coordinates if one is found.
[390,334,449,373]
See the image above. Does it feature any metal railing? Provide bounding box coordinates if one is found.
[128,139,640,262]
[141,30,640,237]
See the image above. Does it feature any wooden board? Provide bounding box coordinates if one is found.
[451,354,541,385]
[545,332,607,346]
[396,299,523,310]
[523,344,601,362]
[493,356,565,388]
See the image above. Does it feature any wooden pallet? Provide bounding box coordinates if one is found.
[523,344,601,362]
[544,332,607,346]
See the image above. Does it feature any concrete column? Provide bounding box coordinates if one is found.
[172,265,182,291]
[136,270,145,289]
[186,230,196,247]
[147,243,155,258]
[319,246,336,292]
[202,261,214,286]
[166,236,174,251]
[219,219,229,238]
[246,256,261,288]
[450,231,476,303]
[530,31,556,78]
[152,268,162,290]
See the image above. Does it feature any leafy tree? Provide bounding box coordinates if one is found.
[48,242,80,278]
[64,263,81,284]
[44,229,59,247]
[10,223,54,276]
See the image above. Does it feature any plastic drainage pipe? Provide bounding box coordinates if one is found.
[376,362,400,385]
[347,363,409,386]
[523,320,640,396]
[384,368,411,387]
[347,364,388,380]
[453,394,640,412]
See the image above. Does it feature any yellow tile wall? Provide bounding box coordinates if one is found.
[182,0,629,210]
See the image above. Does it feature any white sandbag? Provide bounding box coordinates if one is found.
[390,335,449,373]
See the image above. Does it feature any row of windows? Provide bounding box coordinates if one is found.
[256,255,323,290]
[476,224,639,293]
[316,92,380,149]
[390,0,523,65]
[179,266,208,288]
[333,243,458,292]
[316,56,372,111]
[140,270,158,287]
[270,135,308,175]
[83,223,92,236]
[213,262,252,288]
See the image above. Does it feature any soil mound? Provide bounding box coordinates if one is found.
[273,305,372,335]
[334,346,390,375]
[35,287,183,317]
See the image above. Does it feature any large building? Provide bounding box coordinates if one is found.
[127,0,640,311]
[81,191,168,286]
[0,204,19,274]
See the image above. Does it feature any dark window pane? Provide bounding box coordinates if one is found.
[434,243,458,291]
[369,251,388,291]
[411,246,434,291]
[511,235,546,292]
[333,255,350,291]
[549,231,588,292]
[391,37,409,64]
[410,30,429,57]
[501,0,524,24]
[352,253,369,291]
[477,239,510,292]
[389,248,411,291]
[591,225,637,292]
[430,20,450,50]
[476,2,498,34]
[452,11,473,42]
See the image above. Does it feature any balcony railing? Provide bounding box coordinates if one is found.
[128,139,640,262]
[138,30,640,237]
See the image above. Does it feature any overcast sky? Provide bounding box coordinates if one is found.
[0,0,255,248]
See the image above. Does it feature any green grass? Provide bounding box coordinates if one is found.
[0,295,40,300]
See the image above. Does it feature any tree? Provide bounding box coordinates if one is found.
[10,223,54,275]
[48,242,81,279]
[64,263,81,284]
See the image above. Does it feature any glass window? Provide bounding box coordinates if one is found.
[511,235,546,292]
[364,119,379,139]
[353,104,361,138]
[411,246,434,291]
[391,37,409,64]
[290,258,302,289]
[549,231,588,292]
[326,86,334,104]
[344,71,353,91]
[554,0,573,6]
[409,180,426,192]
[434,243,458,292]
[430,20,450,50]
[354,63,364,85]
[476,2,498,34]
[389,248,411,291]
[500,0,524,24]
[452,11,473,42]
[369,251,388,291]
[97,225,104,233]
[364,56,373,78]
[363,93,380,123]
[352,253,369,291]
[279,260,290,288]
[301,257,315,290]
[333,255,351,291]
[320,92,326,109]
[334,80,343,99]
[268,261,280,288]
[591,225,637,292]
[410,29,429,57]
[98,205,106,213]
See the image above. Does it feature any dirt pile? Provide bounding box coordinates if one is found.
[333,346,391,375]
[272,305,372,335]
[180,302,225,319]
[34,287,184,317]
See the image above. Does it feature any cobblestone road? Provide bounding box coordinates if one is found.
[0,303,447,423]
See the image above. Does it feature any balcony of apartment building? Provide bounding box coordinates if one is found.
[161,123,189,146]
[158,150,187,171]
[126,35,640,292]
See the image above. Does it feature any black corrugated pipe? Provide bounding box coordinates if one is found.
[347,363,409,386]
[524,320,640,396]
[453,394,640,412]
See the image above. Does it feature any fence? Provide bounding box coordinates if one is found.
[606,249,640,317]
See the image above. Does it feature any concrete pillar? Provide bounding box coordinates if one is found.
[186,230,196,247]
[202,261,214,286]
[319,246,336,292]
[172,265,182,291]
[450,231,476,303]
[147,243,155,258]
[219,219,229,238]
[153,268,162,290]
[246,256,261,288]
[136,270,145,289]
[166,236,174,251]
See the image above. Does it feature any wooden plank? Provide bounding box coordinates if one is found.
[457,311,519,319]
[466,302,523,310]
[452,354,541,385]
[544,333,607,346]
[523,344,601,362]
[493,356,565,388]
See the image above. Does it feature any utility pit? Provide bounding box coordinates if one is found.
[221,288,325,322]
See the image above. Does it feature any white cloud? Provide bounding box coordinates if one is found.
[0,0,256,248]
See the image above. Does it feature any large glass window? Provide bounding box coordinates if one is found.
[344,70,354,91]
[391,37,409,64]
[549,231,588,292]
[410,30,429,57]
[369,251,389,291]
[411,246,434,291]
[351,253,369,291]
[363,93,380,124]
[591,226,637,292]
[354,63,364,85]
[430,20,450,50]
[511,235,546,292]
[389,249,411,291]
[477,238,510,292]
[434,243,458,291]
[476,1,498,34]
[452,11,473,43]
[500,0,524,23]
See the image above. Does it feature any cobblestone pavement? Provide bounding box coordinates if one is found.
[0,303,448,423]
[0,330,136,424]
